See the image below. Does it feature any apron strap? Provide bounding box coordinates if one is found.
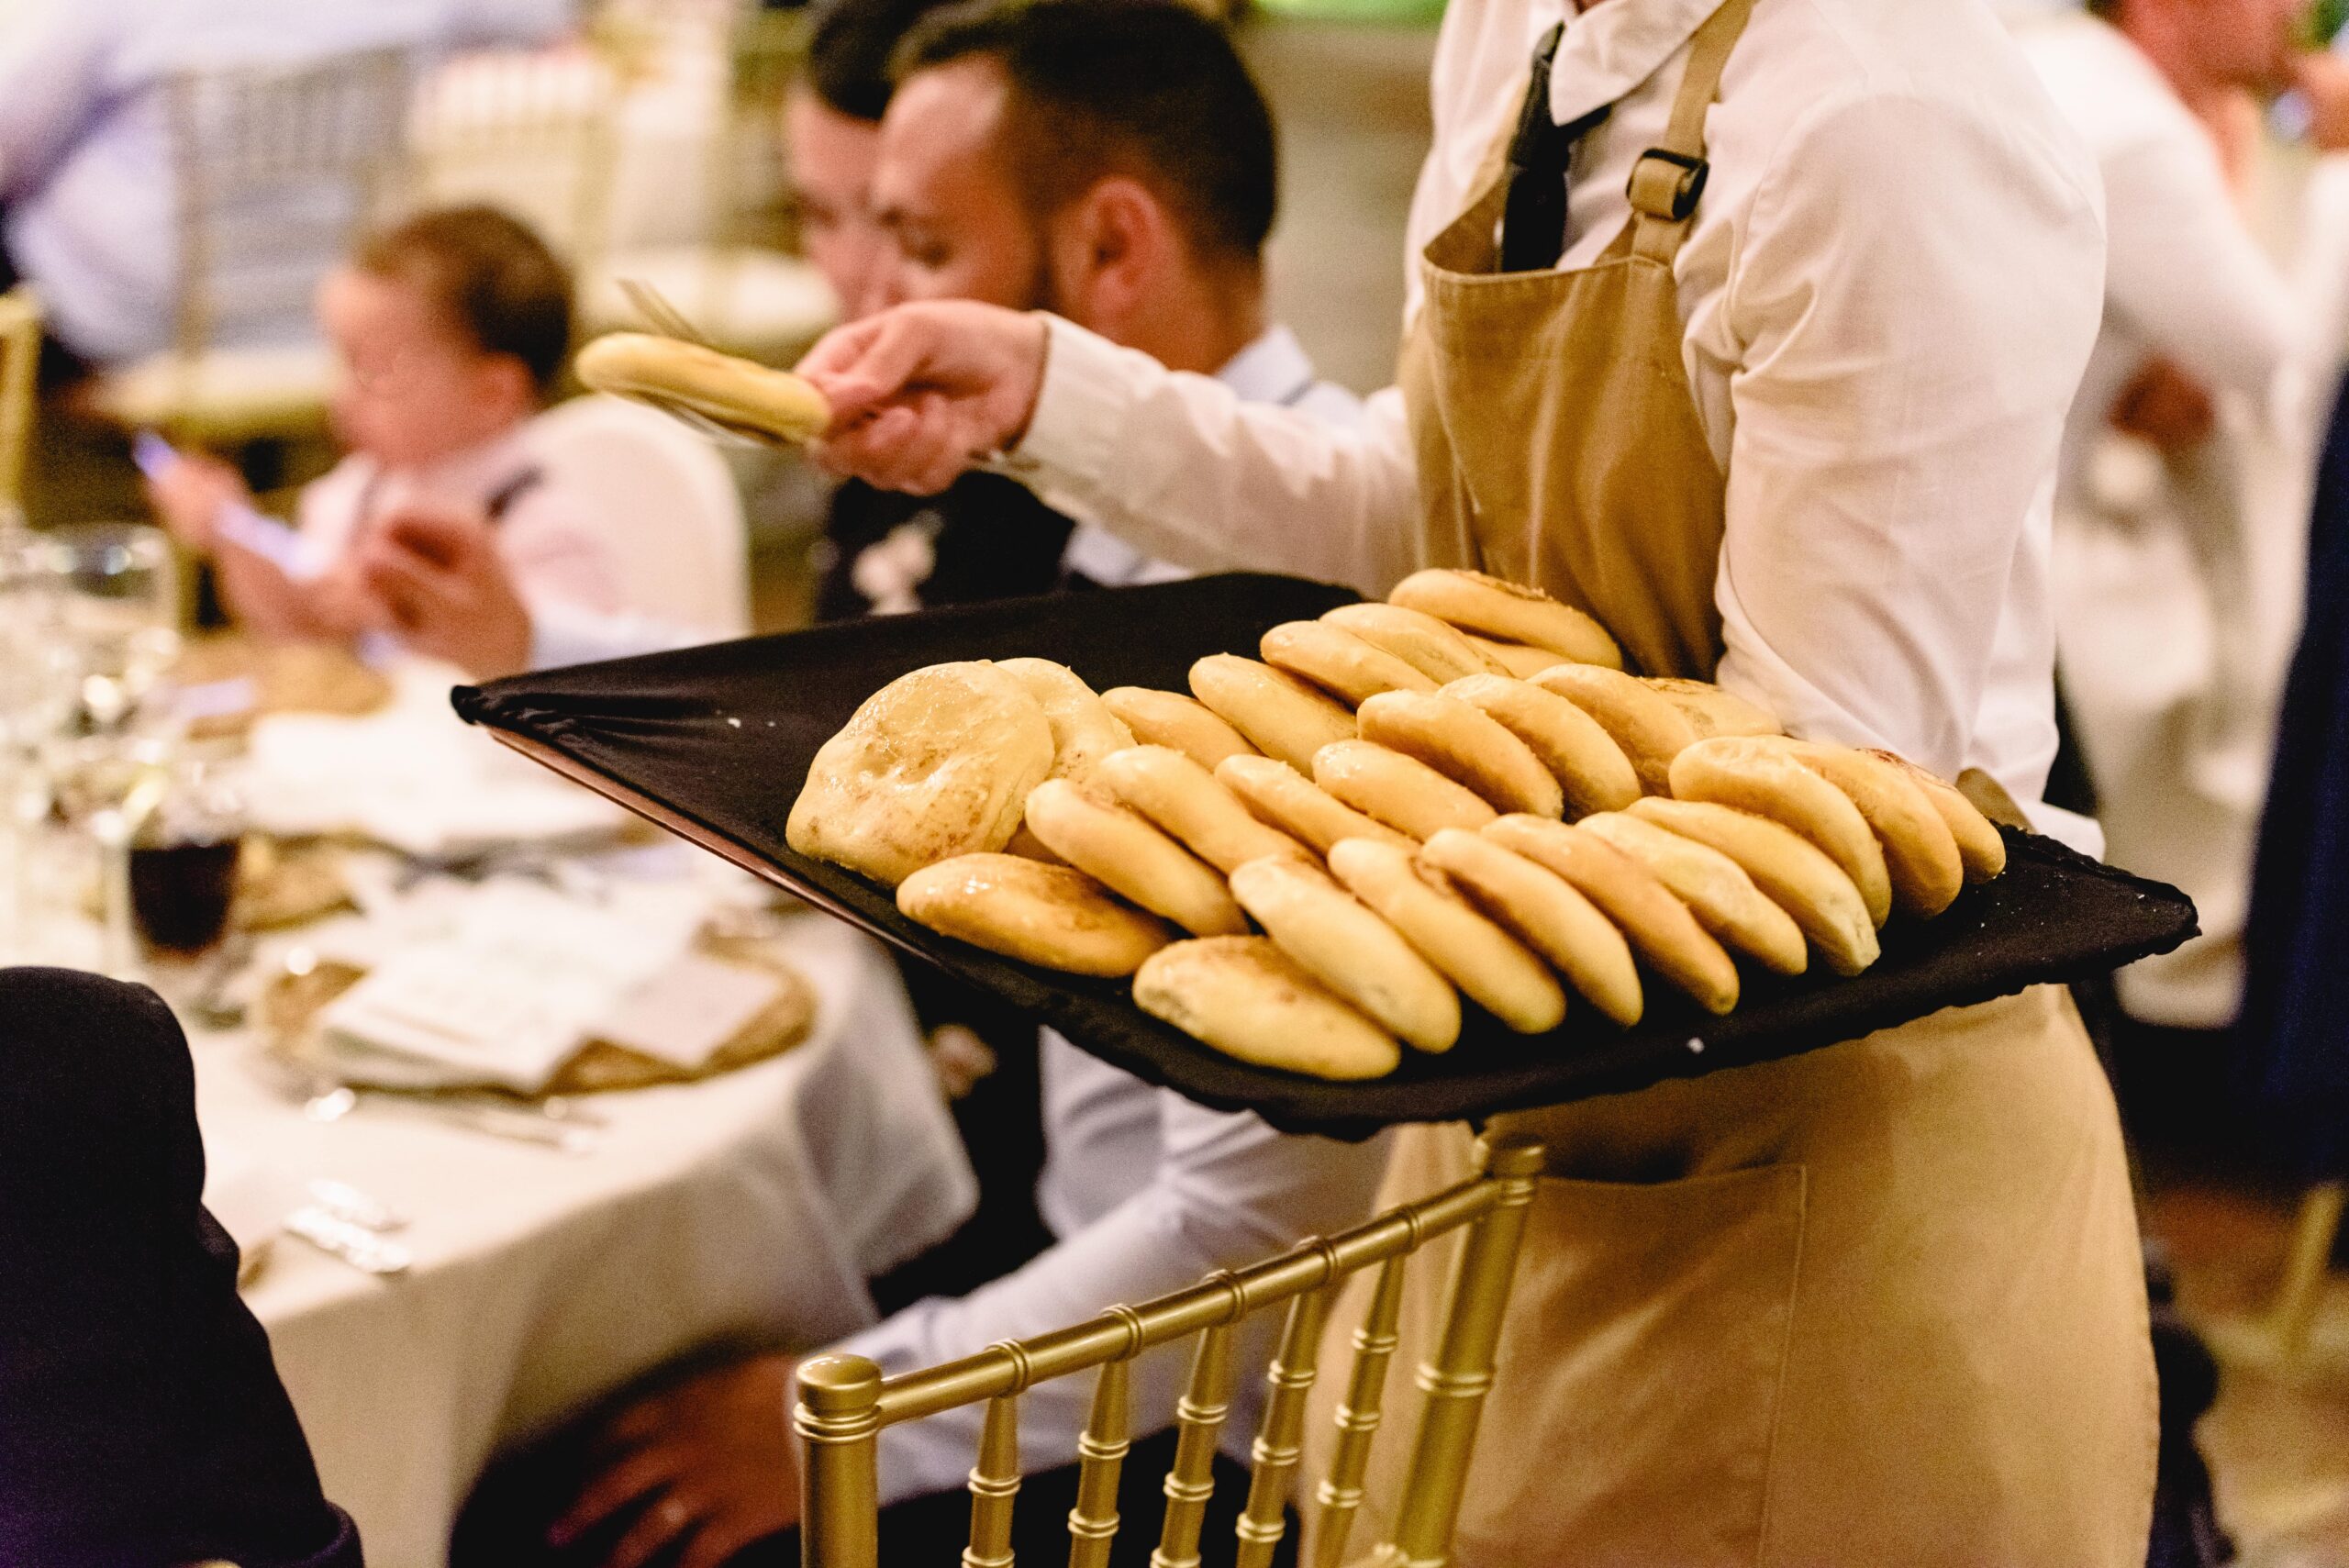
[1628,0,1757,263]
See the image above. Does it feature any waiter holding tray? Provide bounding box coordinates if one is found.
[800,0,2150,1560]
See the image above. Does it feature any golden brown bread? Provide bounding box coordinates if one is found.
[1438,674,1642,818]
[1260,621,1438,705]
[1528,663,1698,795]
[1328,838,1566,1034]
[575,332,832,443]
[1133,937,1402,1080]
[1626,798,1879,976]
[1101,687,1260,772]
[1319,602,1502,684]
[1229,856,1461,1052]
[1666,737,1894,927]
[1355,690,1565,818]
[1312,740,1498,840]
[1576,811,1809,976]
[997,659,1134,787]
[1023,778,1246,937]
[1865,750,2009,883]
[1760,740,1965,918]
[1419,828,1644,1027]
[1387,570,1624,669]
[896,853,1172,975]
[1188,654,1357,773]
[1215,753,1417,853]
[1641,678,1783,739]
[1099,745,1315,873]
[786,661,1053,887]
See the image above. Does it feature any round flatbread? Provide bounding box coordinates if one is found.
[1260,621,1438,706]
[1319,602,1501,684]
[1577,811,1809,976]
[1355,691,1564,818]
[1313,740,1497,840]
[1133,937,1401,1081]
[1099,745,1314,873]
[1438,674,1642,818]
[786,661,1052,887]
[1387,570,1623,669]
[1229,856,1461,1052]
[1528,664,1698,795]
[1864,750,2009,883]
[1420,828,1643,1027]
[1188,654,1357,773]
[575,332,831,444]
[896,853,1171,975]
[1327,838,1565,1034]
[997,659,1134,787]
[1101,687,1260,772]
[1215,753,1416,854]
[1023,778,1246,937]
[1626,798,1879,976]
[1666,737,1893,927]
[1464,635,1572,680]
[1482,815,1739,1015]
[1761,740,1964,918]
[1642,678,1783,740]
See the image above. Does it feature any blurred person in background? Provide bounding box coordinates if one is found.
[2005,0,2349,1117]
[447,8,1386,1568]
[0,0,575,381]
[145,206,633,656]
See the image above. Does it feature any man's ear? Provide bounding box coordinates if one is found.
[1047,175,1171,335]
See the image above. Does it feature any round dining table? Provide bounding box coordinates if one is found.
[193,913,974,1568]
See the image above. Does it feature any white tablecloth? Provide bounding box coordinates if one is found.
[195,915,975,1568]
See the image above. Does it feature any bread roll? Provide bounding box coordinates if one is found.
[1483,815,1739,1015]
[1465,636,1571,680]
[1133,937,1401,1081]
[1667,737,1893,927]
[1327,838,1566,1033]
[896,853,1171,975]
[1419,828,1643,1027]
[1626,798,1878,976]
[1356,691,1564,817]
[1577,811,1809,976]
[1216,753,1416,853]
[1005,824,1066,864]
[575,332,831,443]
[997,659,1134,786]
[1260,621,1438,705]
[1188,654,1357,773]
[1099,745,1313,873]
[1864,750,2009,883]
[1763,740,1964,917]
[1439,674,1642,818]
[1387,569,1624,669]
[1642,678,1783,739]
[1023,778,1246,937]
[1528,664,1698,795]
[1229,856,1461,1052]
[787,661,1053,886]
[1319,602,1501,684]
[1101,687,1260,772]
[1313,740,1498,840]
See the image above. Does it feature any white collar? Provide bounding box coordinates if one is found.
[1547,0,1731,131]
[1212,324,1319,407]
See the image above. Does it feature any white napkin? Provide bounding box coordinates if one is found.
[239,661,624,858]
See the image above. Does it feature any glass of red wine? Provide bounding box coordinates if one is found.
[128,758,244,966]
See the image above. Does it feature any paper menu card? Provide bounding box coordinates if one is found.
[313,879,777,1093]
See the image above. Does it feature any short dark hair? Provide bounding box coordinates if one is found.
[806,0,967,121]
[896,0,1278,265]
[351,205,573,395]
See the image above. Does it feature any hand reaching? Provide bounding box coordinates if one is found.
[796,301,1050,495]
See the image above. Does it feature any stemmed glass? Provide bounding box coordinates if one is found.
[0,538,76,958]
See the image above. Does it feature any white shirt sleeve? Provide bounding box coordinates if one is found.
[0,1,108,200]
[820,1097,1391,1507]
[2097,128,2300,404]
[1007,317,1424,596]
[1710,90,2106,777]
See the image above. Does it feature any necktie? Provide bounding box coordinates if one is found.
[1499,22,1610,273]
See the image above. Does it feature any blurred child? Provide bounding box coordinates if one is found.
[147,205,622,650]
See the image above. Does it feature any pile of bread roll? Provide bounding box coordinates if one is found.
[785,570,2009,1081]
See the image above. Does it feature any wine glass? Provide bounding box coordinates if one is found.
[48,731,175,979]
[29,523,182,731]
[0,539,77,958]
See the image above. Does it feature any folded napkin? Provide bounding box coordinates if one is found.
[311,876,787,1095]
[239,661,624,858]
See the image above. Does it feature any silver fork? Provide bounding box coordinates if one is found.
[614,278,770,450]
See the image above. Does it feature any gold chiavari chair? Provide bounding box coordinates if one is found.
[0,284,43,519]
[87,48,411,447]
[403,47,624,271]
[796,1133,1544,1568]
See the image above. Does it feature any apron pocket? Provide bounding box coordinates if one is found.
[1450,1162,1806,1568]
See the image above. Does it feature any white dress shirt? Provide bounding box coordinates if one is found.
[1003,0,2109,847]
[2010,11,2349,1023]
[0,0,573,363]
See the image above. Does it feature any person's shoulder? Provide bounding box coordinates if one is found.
[2004,10,2205,162]
[1737,0,2103,229]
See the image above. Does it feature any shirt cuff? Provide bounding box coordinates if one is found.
[995,315,1149,508]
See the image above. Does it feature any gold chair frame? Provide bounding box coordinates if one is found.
[0,284,43,515]
[795,1133,1544,1568]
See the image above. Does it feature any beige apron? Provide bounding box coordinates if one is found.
[1303,5,2157,1562]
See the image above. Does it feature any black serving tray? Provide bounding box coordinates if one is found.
[454,573,2198,1140]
